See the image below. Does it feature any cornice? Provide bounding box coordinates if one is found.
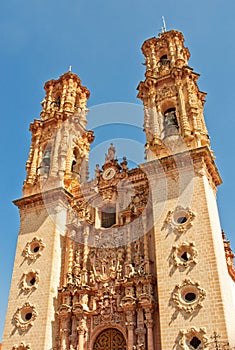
[13,187,73,210]
[140,146,222,187]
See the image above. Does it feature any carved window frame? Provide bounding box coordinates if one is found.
[13,302,38,333]
[178,327,208,349]
[21,269,40,292]
[164,205,195,235]
[23,237,45,261]
[171,241,198,268]
[172,279,206,315]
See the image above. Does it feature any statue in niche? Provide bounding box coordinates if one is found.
[125,263,136,279]
[89,270,96,286]
[109,262,116,279]
[80,294,90,312]
[73,264,81,286]
[67,272,73,285]
[75,249,81,264]
[137,259,146,276]
[117,263,123,280]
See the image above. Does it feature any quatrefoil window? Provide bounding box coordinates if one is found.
[178,327,208,350]
[172,242,198,268]
[23,237,45,261]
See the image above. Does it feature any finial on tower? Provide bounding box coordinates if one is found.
[161,16,167,33]
[68,65,72,72]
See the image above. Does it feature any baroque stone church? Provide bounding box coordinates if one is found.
[2,30,235,350]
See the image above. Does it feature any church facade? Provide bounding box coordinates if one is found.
[2,30,235,350]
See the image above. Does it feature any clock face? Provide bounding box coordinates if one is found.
[102,167,116,180]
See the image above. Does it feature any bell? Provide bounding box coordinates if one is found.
[42,150,51,166]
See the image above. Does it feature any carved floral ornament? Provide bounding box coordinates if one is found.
[21,269,40,292]
[164,206,196,235]
[171,242,198,268]
[12,342,31,350]
[23,237,45,261]
[178,327,208,350]
[13,302,38,332]
[172,279,206,315]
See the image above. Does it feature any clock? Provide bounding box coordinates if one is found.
[102,167,116,180]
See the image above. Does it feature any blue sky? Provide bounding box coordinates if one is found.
[1,0,235,341]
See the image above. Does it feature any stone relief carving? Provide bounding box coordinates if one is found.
[13,302,38,332]
[164,206,196,235]
[23,237,45,261]
[157,85,175,101]
[90,247,124,283]
[94,229,125,248]
[171,242,198,268]
[58,230,155,349]
[172,279,206,314]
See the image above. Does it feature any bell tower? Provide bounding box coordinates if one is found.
[24,71,94,197]
[137,30,235,349]
[138,30,209,160]
[2,71,94,350]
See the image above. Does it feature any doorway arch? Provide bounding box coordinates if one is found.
[93,328,127,350]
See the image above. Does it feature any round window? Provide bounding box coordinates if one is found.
[20,306,35,323]
[184,292,196,302]
[25,272,37,287]
[180,285,199,304]
[173,210,189,225]
[30,242,40,254]
[177,216,187,224]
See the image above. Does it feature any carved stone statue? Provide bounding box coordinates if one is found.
[95,164,101,179]
[105,143,116,161]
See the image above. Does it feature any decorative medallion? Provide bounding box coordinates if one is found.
[171,242,198,268]
[178,327,208,349]
[13,302,38,332]
[23,237,45,261]
[172,279,206,314]
[164,206,195,235]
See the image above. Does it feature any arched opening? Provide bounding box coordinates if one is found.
[159,54,170,66]
[101,206,116,228]
[163,107,179,137]
[164,107,178,127]
[71,148,81,175]
[40,147,51,175]
[93,328,126,350]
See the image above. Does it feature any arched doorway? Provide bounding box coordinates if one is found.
[93,328,127,350]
